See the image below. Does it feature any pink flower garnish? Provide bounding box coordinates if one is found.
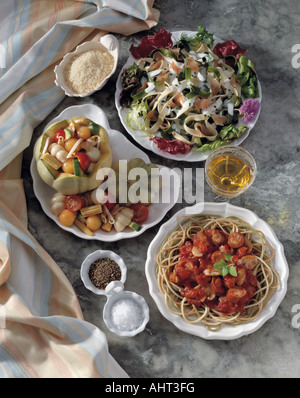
[240,99,260,123]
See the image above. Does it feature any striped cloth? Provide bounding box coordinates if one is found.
[0,0,159,171]
[0,0,159,378]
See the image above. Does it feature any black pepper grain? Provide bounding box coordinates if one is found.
[88,258,121,289]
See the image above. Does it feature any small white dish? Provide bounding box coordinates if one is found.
[80,250,127,296]
[145,202,289,340]
[103,281,150,337]
[55,34,119,97]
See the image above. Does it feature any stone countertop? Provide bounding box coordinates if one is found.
[22,0,300,378]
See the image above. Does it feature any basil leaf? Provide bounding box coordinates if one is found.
[224,253,232,261]
[221,268,229,276]
[213,263,225,270]
[229,266,237,277]
[213,259,227,268]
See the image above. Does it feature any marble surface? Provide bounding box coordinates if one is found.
[22,0,300,378]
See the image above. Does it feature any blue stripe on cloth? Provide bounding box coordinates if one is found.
[45,316,110,377]
[11,1,31,66]
[0,345,29,378]
[31,251,52,318]
[0,85,64,151]
[8,0,20,69]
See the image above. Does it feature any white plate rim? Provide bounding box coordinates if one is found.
[115,30,262,162]
[30,103,180,242]
[145,201,289,340]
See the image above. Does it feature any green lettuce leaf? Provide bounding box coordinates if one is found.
[219,124,248,140]
[125,101,149,132]
[236,56,259,98]
[177,24,214,51]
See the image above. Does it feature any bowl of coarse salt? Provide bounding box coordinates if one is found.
[54,34,119,97]
[103,281,150,337]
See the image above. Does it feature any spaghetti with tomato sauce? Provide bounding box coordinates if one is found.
[156,215,279,330]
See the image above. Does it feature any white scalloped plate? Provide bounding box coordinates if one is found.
[115,30,262,162]
[145,202,289,340]
[30,104,180,242]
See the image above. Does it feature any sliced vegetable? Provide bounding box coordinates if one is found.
[131,203,149,223]
[88,122,100,135]
[129,222,141,231]
[76,152,91,172]
[65,194,82,212]
[73,158,82,177]
[64,128,73,139]
[54,129,66,143]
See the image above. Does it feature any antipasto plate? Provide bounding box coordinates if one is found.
[31,104,180,242]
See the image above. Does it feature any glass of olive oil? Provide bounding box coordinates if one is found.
[205,146,257,198]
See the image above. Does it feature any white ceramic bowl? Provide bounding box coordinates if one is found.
[55,34,119,97]
[145,202,289,340]
[80,250,127,296]
[103,281,150,337]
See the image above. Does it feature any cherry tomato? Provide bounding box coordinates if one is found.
[76,152,91,172]
[65,195,82,212]
[54,129,65,143]
[131,203,149,223]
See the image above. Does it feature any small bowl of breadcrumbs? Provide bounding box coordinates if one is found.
[54,34,119,97]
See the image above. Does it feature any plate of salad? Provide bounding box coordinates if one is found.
[115,25,261,161]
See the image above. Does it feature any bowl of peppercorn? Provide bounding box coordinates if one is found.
[80,250,127,295]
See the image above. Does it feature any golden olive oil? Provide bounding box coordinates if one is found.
[207,155,252,194]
